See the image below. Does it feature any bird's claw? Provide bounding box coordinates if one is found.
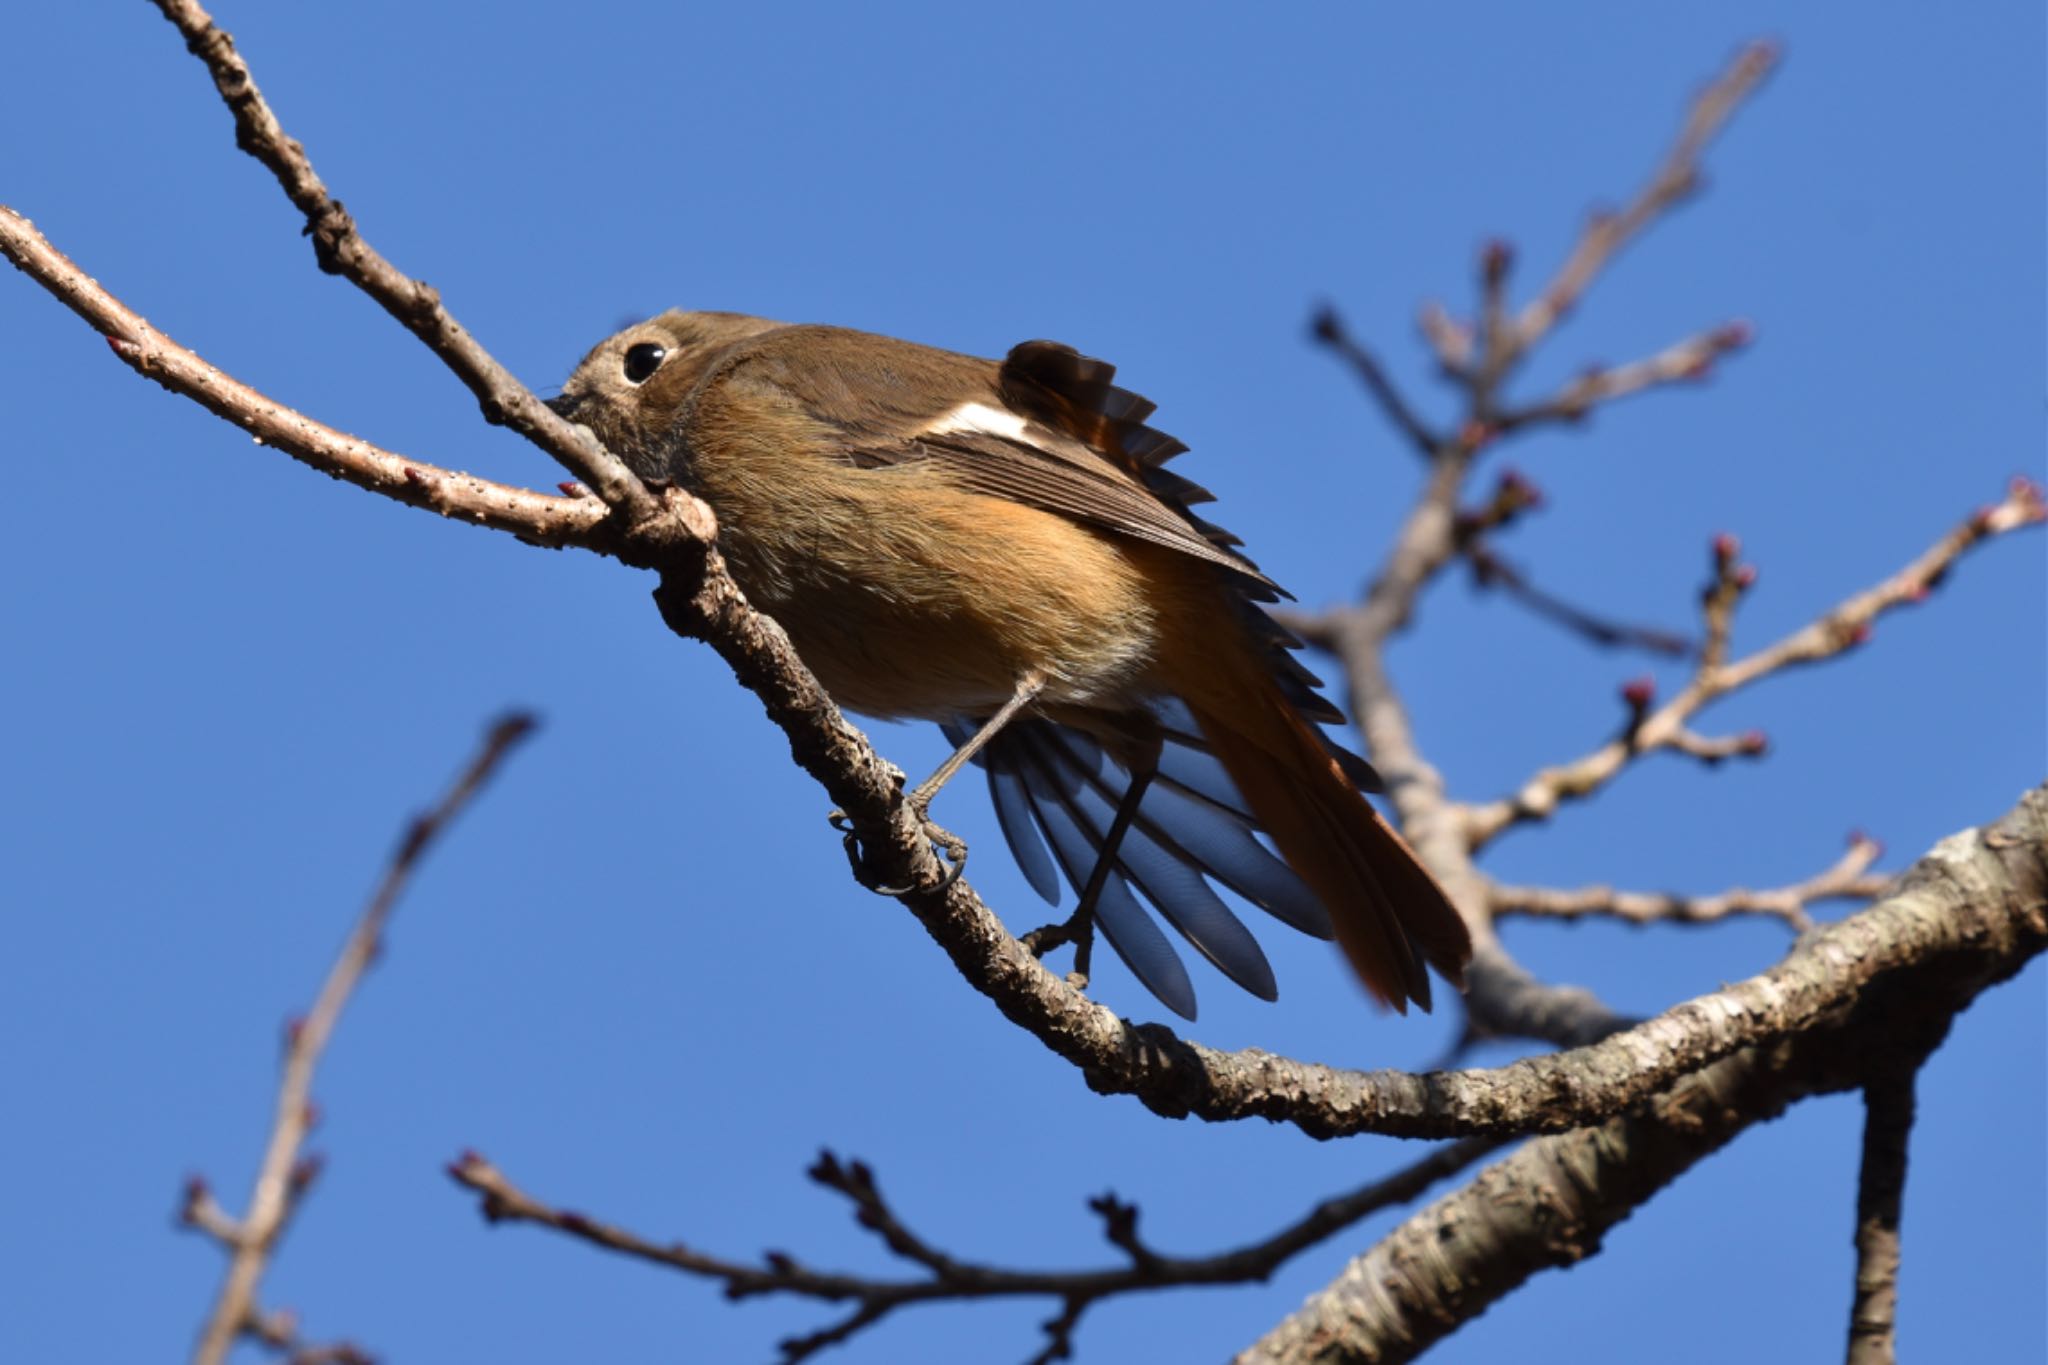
[828,805,968,896]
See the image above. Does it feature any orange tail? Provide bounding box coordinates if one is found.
[1180,659,1471,1013]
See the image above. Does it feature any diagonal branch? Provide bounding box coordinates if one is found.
[1310,305,1441,457]
[7,20,2040,1151]
[181,714,536,1365]
[1491,320,1754,434]
[151,0,651,516]
[447,1137,1504,1364]
[1463,542,1694,657]
[1506,42,1778,366]
[1464,481,2046,848]
[1237,791,2044,1365]
[0,209,601,548]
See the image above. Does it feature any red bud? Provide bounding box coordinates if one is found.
[1738,730,1769,755]
[1733,564,1758,590]
[1621,677,1656,709]
[1481,238,1514,283]
[1712,320,1755,349]
[1459,419,1497,451]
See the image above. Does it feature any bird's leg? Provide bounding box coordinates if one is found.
[1020,738,1158,992]
[906,668,1048,812]
[832,669,1047,895]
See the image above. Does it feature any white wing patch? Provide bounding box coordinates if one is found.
[926,400,1036,445]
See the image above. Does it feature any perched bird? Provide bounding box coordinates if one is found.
[549,311,1471,1020]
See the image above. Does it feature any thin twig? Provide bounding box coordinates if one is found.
[1491,320,1753,434]
[184,715,537,1365]
[150,0,653,517]
[448,1138,1503,1364]
[0,208,601,548]
[1310,304,1441,457]
[1489,832,1887,930]
[1463,543,1694,657]
[1464,480,2045,848]
[1507,42,1778,365]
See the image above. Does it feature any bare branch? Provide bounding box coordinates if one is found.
[183,715,536,1365]
[1507,42,1778,365]
[448,1138,1501,1363]
[149,0,653,516]
[0,209,603,548]
[1235,829,2014,1365]
[1464,543,1694,657]
[1847,1054,1923,1365]
[1416,300,1473,377]
[1489,832,1888,930]
[1492,320,1754,434]
[1464,481,2046,849]
[1311,305,1441,456]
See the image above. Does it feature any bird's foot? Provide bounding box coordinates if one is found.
[1020,903,1097,990]
[828,798,967,896]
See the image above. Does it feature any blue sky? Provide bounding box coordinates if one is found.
[2,4,2041,1363]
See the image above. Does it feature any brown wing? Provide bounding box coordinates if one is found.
[819,337,1278,592]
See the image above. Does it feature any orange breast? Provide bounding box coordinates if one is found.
[704,459,1172,721]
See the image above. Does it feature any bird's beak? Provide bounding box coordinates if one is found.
[543,391,582,419]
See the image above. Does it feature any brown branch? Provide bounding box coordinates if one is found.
[447,1137,1503,1364]
[1489,832,1887,930]
[1416,300,1473,377]
[1847,1054,1923,1365]
[1287,43,1777,1051]
[783,784,2042,1141]
[1506,42,1778,367]
[1463,542,1694,657]
[1464,481,2046,849]
[149,0,653,517]
[0,208,603,548]
[1238,792,2045,1365]
[181,715,536,1365]
[8,19,2039,1152]
[1311,305,1441,457]
[1492,320,1754,434]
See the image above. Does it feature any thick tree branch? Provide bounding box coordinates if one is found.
[1237,791,2045,1365]
[9,18,2038,1154]
[448,1137,1503,1364]
[181,715,535,1365]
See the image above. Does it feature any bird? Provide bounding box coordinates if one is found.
[547,310,1471,1020]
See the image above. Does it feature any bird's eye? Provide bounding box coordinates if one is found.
[623,342,668,385]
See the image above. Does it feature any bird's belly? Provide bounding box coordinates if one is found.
[715,478,1168,722]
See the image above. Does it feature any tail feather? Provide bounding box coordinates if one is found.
[1184,691,1470,1013]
